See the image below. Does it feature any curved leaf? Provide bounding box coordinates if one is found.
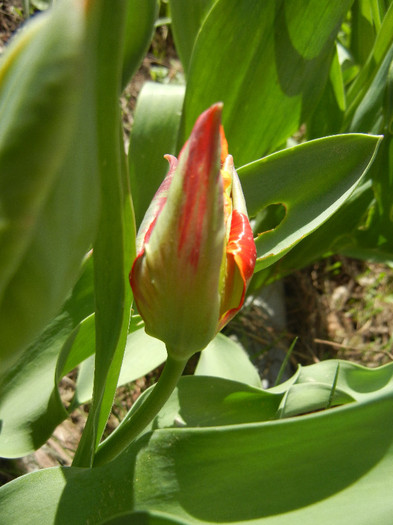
[2,361,393,524]
[99,512,189,525]
[74,326,167,406]
[238,134,381,272]
[345,1,393,126]
[254,180,376,283]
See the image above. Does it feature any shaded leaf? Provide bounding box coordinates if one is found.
[0,0,98,373]
[121,0,158,89]
[345,1,393,128]
[0,256,94,458]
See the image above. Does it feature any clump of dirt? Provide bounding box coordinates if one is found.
[285,256,393,367]
[0,0,23,48]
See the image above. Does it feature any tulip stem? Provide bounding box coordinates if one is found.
[93,354,187,467]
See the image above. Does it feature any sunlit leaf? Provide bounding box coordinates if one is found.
[180,0,352,165]
[2,361,393,524]
[238,134,381,272]
[72,1,136,467]
[169,0,216,72]
[128,82,185,227]
[195,333,262,388]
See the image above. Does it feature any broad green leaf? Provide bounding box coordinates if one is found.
[168,0,216,73]
[100,512,189,525]
[131,375,283,432]
[121,0,158,89]
[73,1,136,467]
[128,82,185,227]
[0,0,98,374]
[266,133,393,275]
[179,0,352,165]
[272,359,393,400]
[118,329,166,387]
[195,333,262,388]
[2,361,393,524]
[237,134,381,272]
[0,256,94,458]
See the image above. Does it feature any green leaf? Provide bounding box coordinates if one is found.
[0,308,167,457]
[128,81,185,227]
[339,134,393,263]
[99,512,190,525]
[350,0,378,65]
[140,375,282,431]
[0,256,94,458]
[74,327,167,406]
[255,180,375,283]
[237,134,381,272]
[345,1,393,129]
[349,42,393,133]
[307,44,346,138]
[72,1,136,467]
[265,131,393,275]
[168,0,216,73]
[121,0,158,89]
[195,333,262,388]
[179,0,352,165]
[119,329,166,386]
[0,0,99,374]
[2,361,393,524]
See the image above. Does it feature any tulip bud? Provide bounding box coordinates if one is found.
[130,104,256,360]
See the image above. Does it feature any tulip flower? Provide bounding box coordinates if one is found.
[130,103,256,360]
[95,105,255,466]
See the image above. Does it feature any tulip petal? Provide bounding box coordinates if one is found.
[135,154,178,254]
[220,124,229,163]
[218,209,256,330]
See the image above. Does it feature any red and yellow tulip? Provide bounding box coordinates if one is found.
[130,103,256,360]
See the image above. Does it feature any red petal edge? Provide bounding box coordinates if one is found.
[218,209,256,330]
